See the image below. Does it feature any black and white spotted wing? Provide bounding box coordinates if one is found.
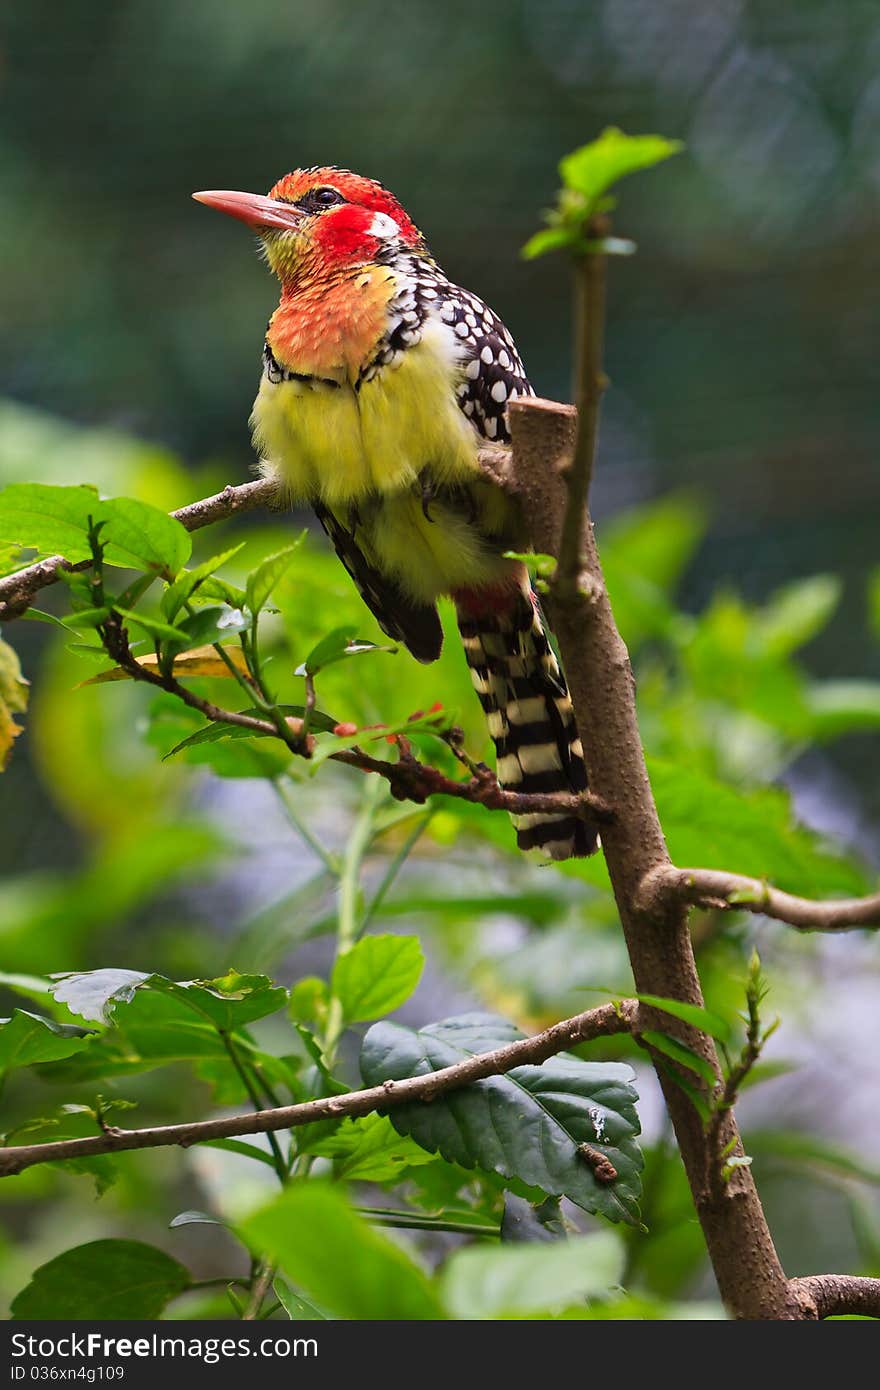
[435,283,535,444]
[313,502,444,664]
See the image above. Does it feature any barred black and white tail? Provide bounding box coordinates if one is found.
[455,586,596,860]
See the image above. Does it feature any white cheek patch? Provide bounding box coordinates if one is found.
[368,211,400,239]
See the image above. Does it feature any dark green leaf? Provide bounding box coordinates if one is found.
[360,1013,642,1224]
[11,1240,190,1319]
[240,1181,445,1320]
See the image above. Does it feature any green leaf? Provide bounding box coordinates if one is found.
[157,971,289,1031]
[164,704,338,759]
[332,934,424,1023]
[755,575,841,657]
[50,968,288,1032]
[805,681,880,739]
[0,634,28,770]
[95,497,191,578]
[647,757,868,898]
[11,1240,190,1319]
[0,483,101,563]
[299,626,396,676]
[246,537,306,615]
[440,1231,624,1318]
[521,226,581,260]
[288,975,329,1027]
[502,550,558,578]
[632,994,732,1045]
[640,1029,717,1086]
[163,604,249,654]
[360,1013,643,1224]
[273,1279,330,1321]
[162,543,246,620]
[309,1113,437,1182]
[113,606,188,643]
[559,128,684,206]
[0,1009,92,1071]
[0,485,191,578]
[239,1181,445,1320]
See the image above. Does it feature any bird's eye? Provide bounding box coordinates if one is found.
[297,186,345,212]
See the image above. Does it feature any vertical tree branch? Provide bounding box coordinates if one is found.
[508,396,804,1319]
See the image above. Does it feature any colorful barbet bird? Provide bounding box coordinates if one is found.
[193,168,594,858]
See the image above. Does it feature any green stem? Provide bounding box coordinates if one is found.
[358,810,433,938]
[219,1032,287,1184]
[273,778,341,876]
[356,1206,498,1237]
[322,776,386,1064]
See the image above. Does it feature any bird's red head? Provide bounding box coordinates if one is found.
[193,166,425,283]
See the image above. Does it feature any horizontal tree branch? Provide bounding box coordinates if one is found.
[0,478,279,621]
[0,999,638,1177]
[642,864,880,932]
[790,1274,880,1319]
[0,450,516,622]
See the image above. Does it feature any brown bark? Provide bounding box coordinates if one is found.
[509,397,805,1319]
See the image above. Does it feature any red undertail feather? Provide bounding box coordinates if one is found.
[453,584,596,860]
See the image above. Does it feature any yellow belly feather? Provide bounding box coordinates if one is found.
[251,320,520,603]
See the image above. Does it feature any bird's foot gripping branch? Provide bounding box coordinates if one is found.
[0,130,879,1321]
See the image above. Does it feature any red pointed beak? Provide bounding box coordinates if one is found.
[192,189,305,233]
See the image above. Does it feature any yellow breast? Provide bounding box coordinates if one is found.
[251,317,481,505]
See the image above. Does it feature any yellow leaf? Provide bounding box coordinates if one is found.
[0,636,29,770]
[80,645,250,686]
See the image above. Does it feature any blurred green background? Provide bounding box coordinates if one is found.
[1,0,879,1317]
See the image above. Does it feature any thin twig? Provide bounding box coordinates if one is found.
[642,865,880,933]
[242,1262,277,1321]
[359,809,434,937]
[790,1274,880,1320]
[0,999,637,1176]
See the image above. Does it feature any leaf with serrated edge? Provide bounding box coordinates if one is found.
[332,935,424,1023]
[361,1012,642,1225]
